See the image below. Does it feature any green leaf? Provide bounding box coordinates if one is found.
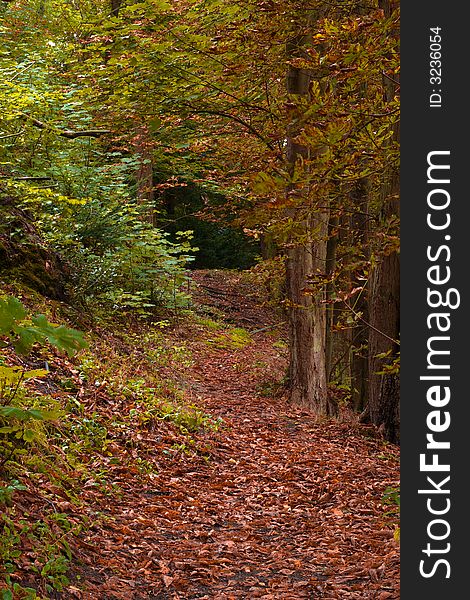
[0,365,25,386]
[0,405,62,422]
[0,296,86,355]
[0,296,27,333]
[28,408,63,420]
[23,369,48,379]
[0,426,20,434]
[0,406,32,421]
[149,117,162,132]
[22,429,36,442]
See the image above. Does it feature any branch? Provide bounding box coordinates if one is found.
[59,129,112,139]
[10,62,36,82]
[0,130,25,140]
[184,105,277,152]
[382,70,400,87]
[343,299,400,346]
[167,63,274,116]
[251,321,287,335]
[20,113,111,139]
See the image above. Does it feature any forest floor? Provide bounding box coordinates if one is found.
[1,270,400,599]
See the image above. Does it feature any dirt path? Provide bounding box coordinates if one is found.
[74,271,399,599]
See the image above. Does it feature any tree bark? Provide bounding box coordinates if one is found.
[368,235,400,441]
[325,213,338,380]
[111,0,122,17]
[284,25,333,415]
[286,215,330,414]
[367,0,400,443]
[350,177,370,413]
[259,232,277,260]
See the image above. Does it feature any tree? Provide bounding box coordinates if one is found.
[284,11,331,414]
[0,0,400,439]
[366,0,400,443]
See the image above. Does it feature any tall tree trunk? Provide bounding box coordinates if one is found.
[259,232,277,260]
[367,0,400,443]
[286,215,330,413]
[368,230,400,441]
[285,25,333,415]
[111,0,122,17]
[325,212,338,380]
[350,177,370,413]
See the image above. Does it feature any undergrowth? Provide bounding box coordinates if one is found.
[0,288,222,598]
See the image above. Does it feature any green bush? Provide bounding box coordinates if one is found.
[0,295,86,467]
[13,170,196,312]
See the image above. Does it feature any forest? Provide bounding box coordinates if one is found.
[1,0,400,598]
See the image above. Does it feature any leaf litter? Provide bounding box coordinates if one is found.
[1,271,399,598]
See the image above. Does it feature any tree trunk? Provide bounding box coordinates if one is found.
[111,0,122,17]
[284,26,333,415]
[259,232,277,260]
[325,213,338,380]
[368,240,400,441]
[350,177,370,413]
[367,0,400,443]
[286,216,330,414]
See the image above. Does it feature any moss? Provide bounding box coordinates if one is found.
[205,327,252,350]
[0,195,69,300]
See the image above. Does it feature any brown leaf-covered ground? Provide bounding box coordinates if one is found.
[2,271,399,599]
[72,271,400,599]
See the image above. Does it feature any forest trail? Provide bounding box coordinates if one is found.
[67,271,399,599]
